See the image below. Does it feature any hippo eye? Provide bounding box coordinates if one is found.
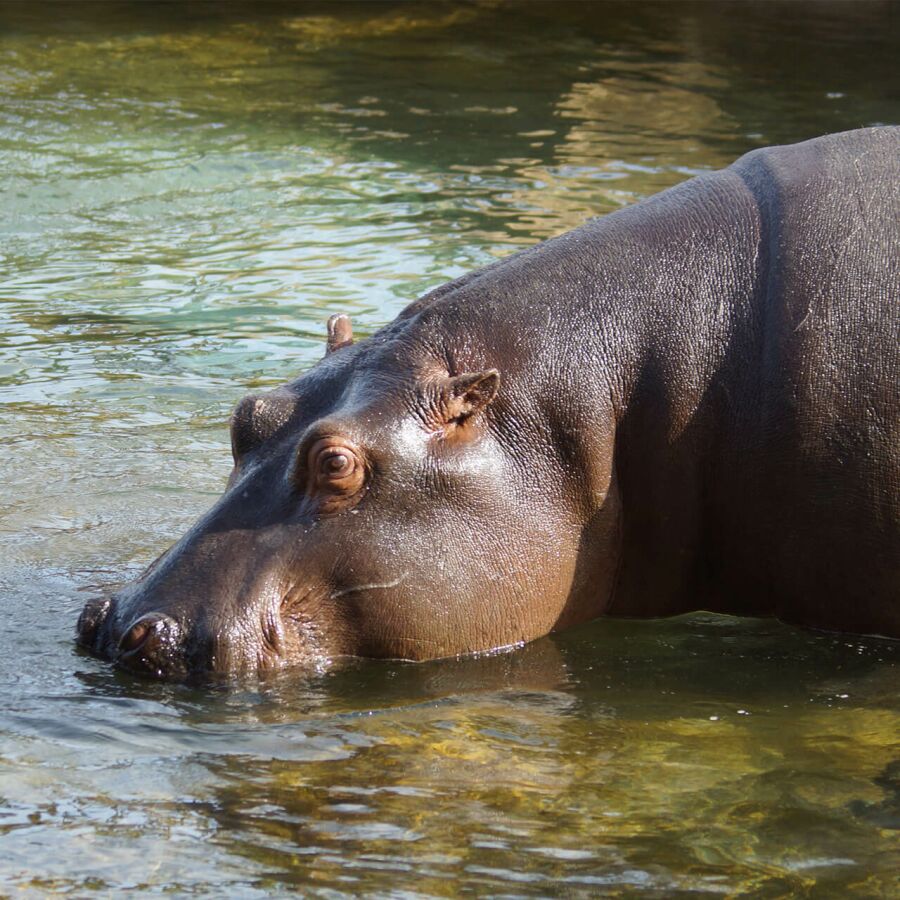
[308,438,365,495]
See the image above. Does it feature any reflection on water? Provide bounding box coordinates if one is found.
[1,1,898,895]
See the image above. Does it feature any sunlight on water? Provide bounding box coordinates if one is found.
[1,1,898,895]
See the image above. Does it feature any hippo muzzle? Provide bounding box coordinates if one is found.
[76,518,310,679]
[76,589,278,679]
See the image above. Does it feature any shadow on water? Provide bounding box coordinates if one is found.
[72,612,900,719]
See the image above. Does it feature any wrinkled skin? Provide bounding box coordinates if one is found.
[78,127,900,678]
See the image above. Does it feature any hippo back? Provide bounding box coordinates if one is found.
[716,128,899,633]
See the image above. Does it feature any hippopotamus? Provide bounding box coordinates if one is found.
[77,127,900,678]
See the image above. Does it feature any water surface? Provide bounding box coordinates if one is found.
[1,2,898,895]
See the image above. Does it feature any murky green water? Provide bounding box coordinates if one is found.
[1,1,898,895]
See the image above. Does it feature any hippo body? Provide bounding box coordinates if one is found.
[78,127,900,677]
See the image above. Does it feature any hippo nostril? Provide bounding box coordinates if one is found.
[76,596,111,650]
[118,619,152,653]
[116,613,183,677]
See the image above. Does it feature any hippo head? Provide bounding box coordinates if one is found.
[78,309,621,679]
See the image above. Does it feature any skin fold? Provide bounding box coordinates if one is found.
[77,127,900,678]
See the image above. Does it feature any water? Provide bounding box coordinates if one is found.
[1,1,898,894]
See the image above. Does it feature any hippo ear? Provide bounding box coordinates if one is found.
[441,369,500,425]
[326,314,354,354]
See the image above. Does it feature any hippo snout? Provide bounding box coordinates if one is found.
[76,578,295,678]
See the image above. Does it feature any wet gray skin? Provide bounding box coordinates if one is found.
[77,128,900,679]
